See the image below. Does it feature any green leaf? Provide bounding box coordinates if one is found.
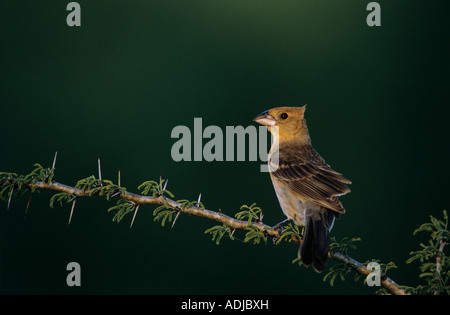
[419,272,434,279]
[204,224,232,245]
[49,192,74,208]
[406,210,450,294]
[329,236,361,254]
[138,180,159,196]
[235,203,263,224]
[276,223,301,244]
[108,199,135,223]
[243,225,267,245]
[138,178,174,198]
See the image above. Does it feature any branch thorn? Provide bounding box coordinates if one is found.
[52,151,58,169]
[98,158,103,186]
[7,186,14,210]
[171,210,181,228]
[68,199,77,225]
[110,190,122,198]
[25,191,33,215]
[130,204,140,228]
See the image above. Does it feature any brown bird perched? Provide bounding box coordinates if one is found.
[254,106,351,271]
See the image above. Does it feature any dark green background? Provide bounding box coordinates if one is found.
[1,0,449,294]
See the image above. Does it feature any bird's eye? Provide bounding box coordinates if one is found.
[280,113,288,119]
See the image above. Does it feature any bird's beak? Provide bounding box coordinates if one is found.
[253,110,276,126]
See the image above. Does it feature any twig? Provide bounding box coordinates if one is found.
[436,238,447,274]
[434,238,447,295]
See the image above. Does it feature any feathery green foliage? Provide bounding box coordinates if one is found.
[236,203,268,244]
[204,224,234,245]
[323,237,362,286]
[176,199,205,211]
[323,260,354,286]
[138,177,174,198]
[204,203,267,245]
[329,236,361,255]
[0,164,57,209]
[235,203,263,223]
[153,204,176,227]
[243,225,267,245]
[108,199,136,223]
[0,164,54,202]
[276,223,301,244]
[75,176,127,199]
[27,163,55,184]
[49,192,75,208]
[405,210,449,295]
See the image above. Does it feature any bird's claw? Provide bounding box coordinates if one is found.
[271,218,291,244]
[272,218,291,231]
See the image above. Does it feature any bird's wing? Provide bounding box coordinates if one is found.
[269,145,351,213]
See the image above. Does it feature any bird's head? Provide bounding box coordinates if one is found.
[253,106,310,142]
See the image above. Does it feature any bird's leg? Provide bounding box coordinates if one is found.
[271,218,291,244]
[272,218,291,231]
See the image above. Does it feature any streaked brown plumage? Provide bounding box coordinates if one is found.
[254,106,351,271]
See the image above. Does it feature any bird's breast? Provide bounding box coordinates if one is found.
[270,176,307,226]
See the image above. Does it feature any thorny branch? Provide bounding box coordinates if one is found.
[32,179,275,234]
[0,158,409,295]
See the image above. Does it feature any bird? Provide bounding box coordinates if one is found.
[253,105,351,271]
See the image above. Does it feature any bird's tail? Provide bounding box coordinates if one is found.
[299,209,337,272]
